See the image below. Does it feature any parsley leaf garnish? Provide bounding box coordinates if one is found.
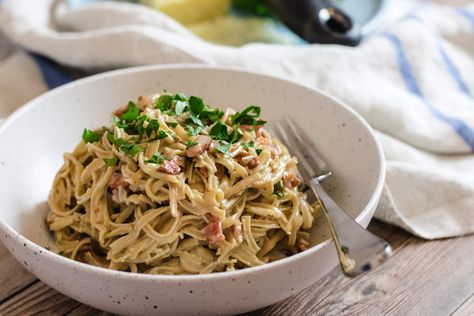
[148,130,169,141]
[107,134,143,157]
[82,129,102,143]
[231,105,266,126]
[189,96,205,115]
[215,141,231,154]
[146,119,160,137]
[200,109,224,122]
[156,95,173,112]
[103,157,118,167]
[273,179,285,198]
[174,92,187,101]
[228,128,243,144]
[166,121,178,128]
[242,141,255,149]
[186,140,199,149]
[119,101,140,122]
[256,148,263,155]
[175,101,187,115]
[185,125,203,136]
[146,153,169,165]
[209,122,228,141]
[188,113,204,127]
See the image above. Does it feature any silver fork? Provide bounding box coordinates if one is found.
[271,117,392,277]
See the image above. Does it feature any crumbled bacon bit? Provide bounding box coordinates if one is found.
[247,157,260,169]
[297,238,310,251]
[111,188,120,203]
[108,173,127,189]
[283,173,301,189]
[187,135,211,157]
[233,220,243,243]
[159,156,184,175]
[113,104,128,117]
[199,167,209,178]
[205,216,225,244]
[138,95,144,102]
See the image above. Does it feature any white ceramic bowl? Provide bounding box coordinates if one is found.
[0,65,384,315]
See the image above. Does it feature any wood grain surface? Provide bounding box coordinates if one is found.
[1,220,474,316]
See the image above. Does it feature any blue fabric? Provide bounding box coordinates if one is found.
[438,45,473,99]
[29,53,73,89]
[405,14,473,100]
[457,8,474,30]
[383,32,474,151]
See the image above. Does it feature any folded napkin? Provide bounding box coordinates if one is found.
[1,0,474,239]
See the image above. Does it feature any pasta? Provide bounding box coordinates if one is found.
[47,92,320,274]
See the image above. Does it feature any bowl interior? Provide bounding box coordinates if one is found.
[0,65,382,250]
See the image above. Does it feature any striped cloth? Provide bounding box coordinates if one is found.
[1,0,474,239]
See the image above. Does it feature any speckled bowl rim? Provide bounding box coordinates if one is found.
[0,64,385,282]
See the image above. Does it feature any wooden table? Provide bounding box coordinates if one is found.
[1,220,474,316]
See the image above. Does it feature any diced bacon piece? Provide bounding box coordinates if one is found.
[199,167,209,178]
[297,238,310,251]
[233,220,243,243]
[186,135,211,157]
[113,104,128,117]
[159,156,184,175]
[247,157,260,169]
[283,173,301,189]
[111,188,120,203]
[205,216,225,244]
[108,173,127,189]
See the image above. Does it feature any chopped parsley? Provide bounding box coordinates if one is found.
[82,129,102,143]
[228,128,243,144]
[200,109,224,122]
[119,101,140,122]
[256,148,263,155]
[209,122,228,141]
[186,140,199,149]
[174,92,187,101]
[103,157,118,167]
[146,153,169,165]
[146,119,160,137]
[242,141,255,149]
[189,96,205,115]
[166,121,178,128]
[231,105,266,126]
[185,125,203,136]
[107,134,143,157]
[341,245,349,254]
[215,141,231,154]
[273,179,285,198]
[156,95,174,112]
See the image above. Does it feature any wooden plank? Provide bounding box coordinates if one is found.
[246,220,413,316]
[452,294,474,316]
[0,281,82,316]
[0,242,37,302]
[300,231,474,315]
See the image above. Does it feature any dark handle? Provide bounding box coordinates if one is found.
[262,0,361,46]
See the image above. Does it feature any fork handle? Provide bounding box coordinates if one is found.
[309,178,393,276]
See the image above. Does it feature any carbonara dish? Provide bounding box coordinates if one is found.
[47,92,320,274]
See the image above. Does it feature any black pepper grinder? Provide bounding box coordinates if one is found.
[262,0,361,46]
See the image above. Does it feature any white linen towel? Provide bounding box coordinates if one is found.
[1,0,474,239]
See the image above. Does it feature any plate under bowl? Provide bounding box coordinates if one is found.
[0,65,384,315]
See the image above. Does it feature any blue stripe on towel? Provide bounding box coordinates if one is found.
[384,32,474,150]
[404,14,473,100]
[438,46,473,99]
[457,8,474,30]
[29,53,73,89]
